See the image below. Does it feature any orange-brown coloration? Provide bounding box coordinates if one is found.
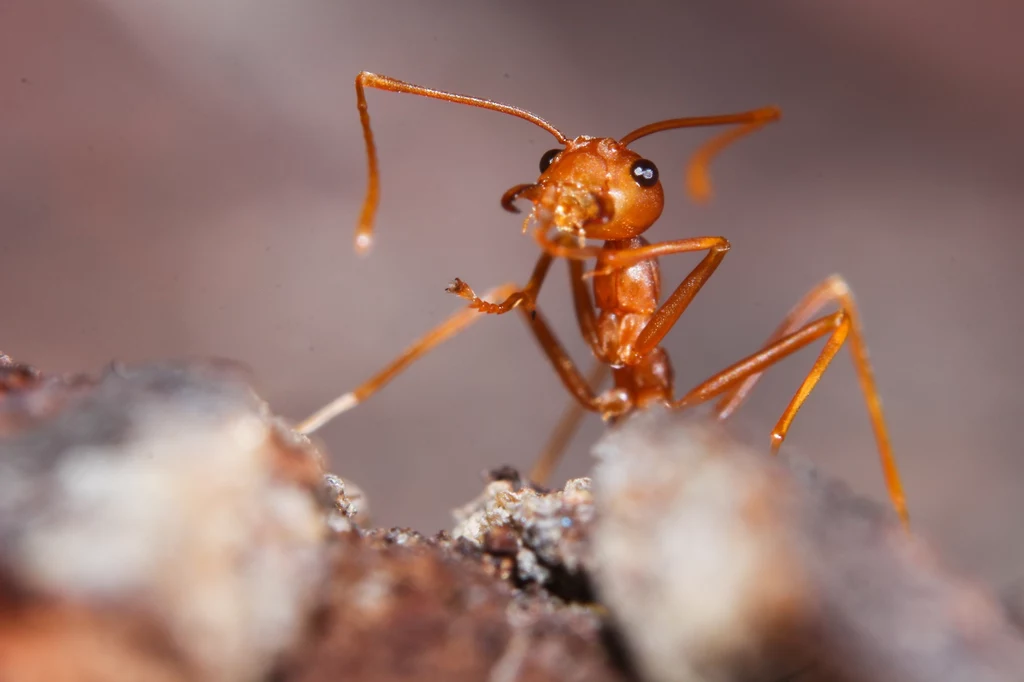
[300,72,909,528]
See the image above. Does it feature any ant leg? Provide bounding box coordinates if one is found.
[447,253,612,479]
[525,259,612,484]
[568,258,600,350]
[532,231,732,362]
[713,276,905,525]
[671,308,909,526]
[531,228,605,262]
[449,231,595,318]
[716,275,860,419]
[529,360,609,485]
[631,239,731,357]
[444,245,613,470]
[517,305,620,416]
[295,283,519,435]
[671,315,843,408]
[447,250,555,316]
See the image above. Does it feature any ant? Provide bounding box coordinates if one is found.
[296,72,909,527]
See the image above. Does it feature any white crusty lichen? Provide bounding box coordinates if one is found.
[452,475,595,584]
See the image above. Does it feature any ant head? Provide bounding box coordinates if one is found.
[352,71,779,253]
[498,108,780,244]
[511,137,665,241]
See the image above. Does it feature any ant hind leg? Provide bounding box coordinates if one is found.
[295,283,519,435]
[670,294,909,527]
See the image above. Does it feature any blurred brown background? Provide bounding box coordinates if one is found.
[2,1,1022,588]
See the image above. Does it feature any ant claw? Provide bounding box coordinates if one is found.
[446,277,476,300]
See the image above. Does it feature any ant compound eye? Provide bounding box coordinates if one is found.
[630,159,659,188]
[539,148,562,173]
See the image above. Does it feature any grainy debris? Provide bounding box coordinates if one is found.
[321,472,371,532]
[452,469,595,593]
[0,357,1021,682]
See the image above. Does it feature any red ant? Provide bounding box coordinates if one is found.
[297,72,909,527]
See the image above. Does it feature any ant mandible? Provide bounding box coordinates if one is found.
[297,72,909,527]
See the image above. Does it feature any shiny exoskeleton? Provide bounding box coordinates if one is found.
[297,72,910,527]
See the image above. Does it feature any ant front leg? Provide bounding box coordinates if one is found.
[536,231,733,357]
[451,278,626,417]
[567,257,601,351]
[446,249,555,317]
[446,248,623,416]
[533,229,731,361]
[447,232,589,318]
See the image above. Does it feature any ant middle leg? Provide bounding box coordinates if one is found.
[530,360,610,485]
[518,304,624,417]
[527,258,608,484]
[670,305,909,526]
[525,256,615,484]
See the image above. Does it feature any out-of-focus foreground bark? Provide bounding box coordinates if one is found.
[592,408,1024,682]
[0,357,1021,681]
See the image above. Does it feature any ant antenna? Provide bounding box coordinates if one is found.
[354,72,569,254]
[619,106,781,202]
